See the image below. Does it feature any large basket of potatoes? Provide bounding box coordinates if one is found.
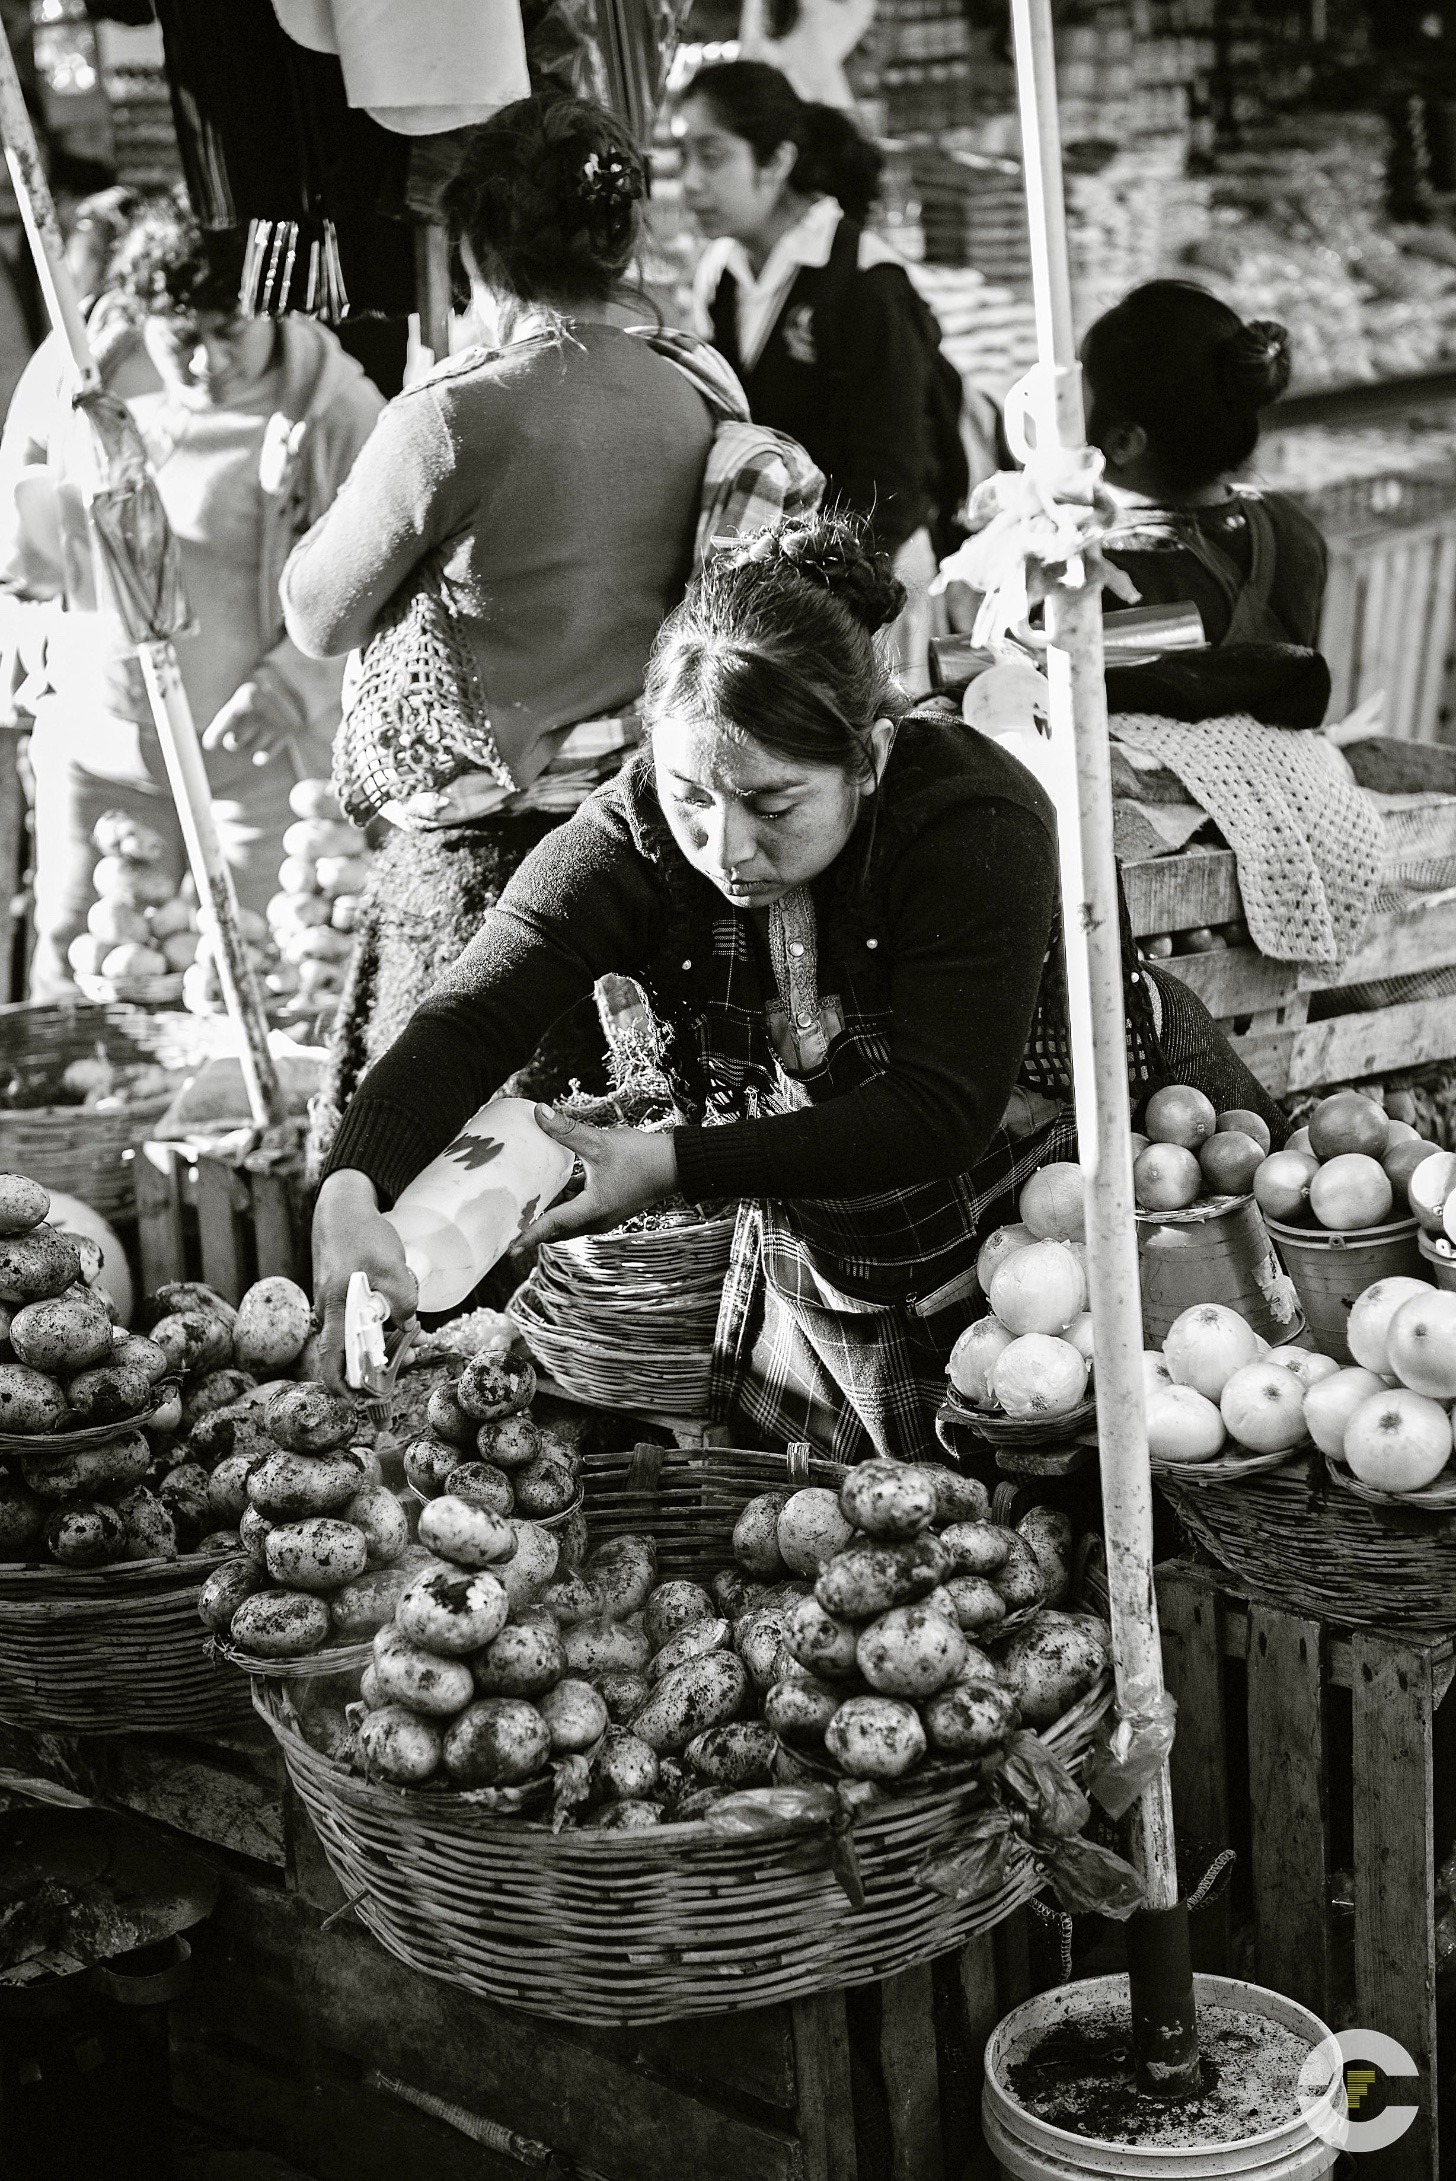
[255,1442,1113,2026]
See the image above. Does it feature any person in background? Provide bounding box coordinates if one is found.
[679,61,957,681]
[1081,280,1327,647]
[0,190,383,996]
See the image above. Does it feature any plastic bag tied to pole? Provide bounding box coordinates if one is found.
[73,387,191,646]
[1084,1680,1179,1823]
[933,446,1137,649]
[917,1730,1146,1921]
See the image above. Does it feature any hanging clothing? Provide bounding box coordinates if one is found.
[1101,486,1328,649]
[271,0,529,133]
[737,0,876,108]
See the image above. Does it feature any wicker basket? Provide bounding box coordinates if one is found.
[75,971,186,1009]
[0,1551,253,1734]
[256,1442,1113,2024]
[1156,1448,1456,1634]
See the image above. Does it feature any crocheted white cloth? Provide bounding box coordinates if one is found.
[1111,713,1382,968]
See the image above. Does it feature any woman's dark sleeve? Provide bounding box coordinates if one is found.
[673,800,1056,1202]
[325,800,663,1202]
[1265,491,1328,648]
[829,266,933,556]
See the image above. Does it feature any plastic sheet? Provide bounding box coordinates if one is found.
[918,1730,1146,1920]
[1084,1680,1179,1822]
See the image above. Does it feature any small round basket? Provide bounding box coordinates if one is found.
[213,1632,375,1682]
[75,971,186,1010]
[255,1442,1113,2024]
[0,1384,180,1455]
[936,1387,1096,1456]
[0,1550,252,1734]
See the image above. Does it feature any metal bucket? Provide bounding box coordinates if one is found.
[1264,1215,1423,1363]
[1418,1229,1456,1291]
[1138,1197,1303,1349]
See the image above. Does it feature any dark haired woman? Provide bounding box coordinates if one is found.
[1082,280,1327,647]
[311,513,1280,1460]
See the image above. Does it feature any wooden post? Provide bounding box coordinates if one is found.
[414,225,452,368]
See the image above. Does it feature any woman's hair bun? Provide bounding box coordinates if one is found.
[1217,318,1292,410]
[723,514,906,634]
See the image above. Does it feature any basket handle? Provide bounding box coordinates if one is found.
[627,1441,667,1491]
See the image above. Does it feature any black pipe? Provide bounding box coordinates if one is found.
[1126,1900,1203,2099]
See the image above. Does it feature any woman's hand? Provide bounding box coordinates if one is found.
[519,1107,679,1247]
[311,1168,418,1395]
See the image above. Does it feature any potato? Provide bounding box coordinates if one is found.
[358,1705,442,1784]
[929,1521,1014,1578]
[397,1563,511,1655]
[825,1695,926,1780]
[478,1414,540,1470]
[150,1311,233,1378]
[498,1521,559,1610]
[145,1282,236,1332]
[197,1555,263,1631]
[922,1680,1020,1758]
[266,1382,355,1455]
[144,1384,183,1437]
[283,816,365,860]
[296,1694,358,1766]
[765,1674,843,1748]
[359,1663,385,1709]
[0,1174,48,1237]
[994,1611,1110,1729]
[0,1227,81,1303]
[196,1529,241,1556]
[233,1277,312,1374]
[593,1671,650,1724]
[642,1580,713,1652]
[456,1352,535,1422]
[584,1533,656,1620]
[541,1573,597,1626]
[265,1518,368,1594]
[55,1231,104,1286]
[0,1363,67,1434]
[87,897,149,946]
[711,1568,762,1621]
[684,1720,777,1786]
[1018,1506,1074,1608]
[815,1533,945,1621]
[347,1443,384,1490]
[555,1503,588,1572]
[402,1432,460,1499]
[207,1452,256,1527]
[46,1500,127,1567]
[115,1485,178,1563]
[943,1575,1008,1634]
[474,1619,565,1698]
[187,1407,273,1469]
[346,1483,408,1570]
[372,1625,476,1715]
[785,1595,860,1679]
[288,778,343,822]
[417,1492,515,1571]
[840,1460,938,1540]
[248,1450,364,1521]
[736,1608,794,1690]
[22,1428,150,1500]
[426,1380,477,1448]
[857,1604,968,1699]
[591,1728,659,1801]
[110,1333,170,1385]
[991,1534,1047,1614]
[630,1652,748,1755]
[585,1800,664,1829]
[442,1459,513,1517]
[183,1370,256,1428]
[10,1292,113,1374]
[315,853,371,899]
[538,1677,608,1755]
[102,940,168,979]
[65,1358,153,1425]
[512,1451,577,1519]
[563,1616,652,1677]
[776,1487,855,1577]
[733,1493,788,1578]
[649,1617,730,1683]
[443,1698,550,1786]
[161,1461,217,1544]
[329,1559,421,1637]
[239,1504,274,1565]
[0,1470,43,1557]
[921,1464,991,1525]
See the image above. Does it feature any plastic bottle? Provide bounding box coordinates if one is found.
[382,1097,574,1313]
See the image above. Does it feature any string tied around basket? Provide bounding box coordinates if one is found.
[704,1781,878,1906]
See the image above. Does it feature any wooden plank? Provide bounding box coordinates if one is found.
[1120,850,1240,939]
[1319,543,1359,719]
[1356,547,1390,711]
[1282,994,1456,1094]
[1415,529,1456,744]
[104,1740,285,1868]
[1161,1564,1456,1696]
[1155,1567,1230,1974]
[251,1168,300,1285]
[1380,542,1416,735]
[880,1964,943,2181]
[992,1908,1032,2014]
[196,1153,249,1302]
[1352,1631,1439,2181]
[1247,1605,1331,2019]
[1156,945,1295,1021]
[133,1140,186,1296]
[791,1992,858,2181]
[957,1937,1002,2181]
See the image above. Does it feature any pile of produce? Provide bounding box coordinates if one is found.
[1250,1089,1440,1233]
[946,1166,1092,1422]
[264,781,369,1038]
[138,1274,318,1432]
[1142,1302,1334,1466]
[181,905,277,1021]
[399,1346,583,1532]
[66,812,197,1000]
[1129,1086,1275,1214]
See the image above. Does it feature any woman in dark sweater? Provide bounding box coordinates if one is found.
[313,513,1279,1461]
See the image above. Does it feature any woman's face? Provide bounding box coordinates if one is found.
[654,714,888,906]
[143,309,278,407]
[677,98,797,244]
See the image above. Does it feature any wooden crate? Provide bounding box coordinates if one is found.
[1157,1559,1450,2181]
[1319,512,1456,746]
[133,1139,308,1303]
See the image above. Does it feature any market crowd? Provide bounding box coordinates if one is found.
[0,78,1325,1460]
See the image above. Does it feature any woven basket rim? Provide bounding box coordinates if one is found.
[1321,1450,1456,1514]
[0,1542,234,1595]
[938,1388,1095,1449]
[0,1381,181,1453]
[1151,1441,1306,1485]
[216,1632,374,1679]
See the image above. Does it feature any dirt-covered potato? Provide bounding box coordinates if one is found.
[417,1493,514,1569]
[372,1625,475,1715]
[684,1720,777,1786]
[359,1663,385,1709]
[197,1555,264,1630]
[585,1799,663,1829]
[265,1518,368,1593]
[994,1611,1110,1728]
[444,1697,550,1786]
[648,1617,730,1683]
[776,1488,855,1577]
[991,1534,1048,1613]
[206,1452,255,1527]
[358,1705,442,1784]
[555,1503,588,1573]
[402,1431,460,1499]
[265,1382,355,1455]
[0,1226,80,1303]
[937,1521,1015,1577]
[563,1615,651,1678]
[921,1465,991,1526]
[10,1292,113,1374]
[630,1652,748,1754]
[857,1604,968,1699]
[1017,1506,1074,1607]
[65,1358,153,1425]
[474,1619,565,1698]
[187,1407,271,1469]
[329,1558,422,1637]
[541,1573,597,1626]
[730,1606,788,1689]
[396,1564,510,1655]
[593,1671,650,1724]
[46,1500,127,1567]
[732,1492,788,1579]
[840,1460,937,1540]
[456,1352,536,1423]
[144,1281,237,1332]
[232,1589,330,1656]
[345,1483,408,1570]
[824,1694,926,1780]
[182,1370,256,1429]
[442,1460,513,1517]
[196,1529,241,1556]
[922,1680,1020,1757]
[512,1451,577,1519]
[497,1521,559,1610]
[115,1485,178,1563]
[0,1470,43,1558]
[247,1449,364,1521]
[150,1311,234,1379]
[943,1575,1008,1634]
[711,1568,762,1621]
[537,1677,608,1755]
[644,1579,714,1653]
[55,1230,104,1286]
[21,1428,150,1500]
[785,1595,860,1679]
[0,1174,49,1236]
[591,1727,659,1801]
[239,1504,273,1565]
[233,1277,312,1375]
[426,1379,477,1448]
[583,1533,655,1620]
[159,1461,213,1543]
[765,1674,843,1748]
[815,1533,946,1622]
[478,1413,540,1471]
[0,1363,68,1434]
[110,1333,171,1385]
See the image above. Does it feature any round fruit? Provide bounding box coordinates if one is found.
[1163,1303,1262,1403]
[1198,1131,1264,1197]
[1386,1120,1421,1146]
[1348,1278,1435,1376]
[1144,1084,1216,1150]
[1064,1311,1094,1361]
[1142,1349,1173,1396]
[1264,1347,1340,1391]
[1407,1151,1456,1236]
[1253,1151,1318,1225]
[1285,1126,1313,1155]
[990,1334,1088,1418]
[1343,1388,1452,1493]
[1145,1383,1226,1463]
[1128,1132,1149,1160]
[1134,1142,1201,1213]
[1216,1109,1272,1155]
[1385,1291,1456,1399]
[1308,1090,1389,1162]
[946,1317,1014,1408]
[1018,1163,1085,1243]
[1308,1154,1393,1234]
[1304,1366,1387,1459]
[1384,1140,1441,1209]
[988,1241,1085,1337]
[1219,1361,1307,1453]
[975,1223,1032,1296]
